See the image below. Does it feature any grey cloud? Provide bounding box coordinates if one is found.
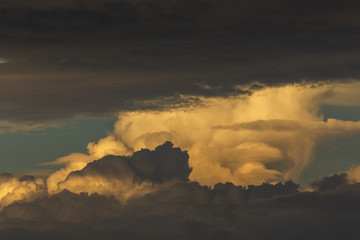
[1,0,360,121]
[310,172,349,191]
[18,175,36,182]
[132,141,191,183]
[63,141,191,185]
[0,173,14,180]
[0,190,122,223]
[1,142,360,239]
[1,178,360,240]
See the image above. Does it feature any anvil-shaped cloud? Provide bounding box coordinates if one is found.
[44,83,360,189]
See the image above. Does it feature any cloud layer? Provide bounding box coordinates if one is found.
[1,0,360,121]
[0,142,360,239]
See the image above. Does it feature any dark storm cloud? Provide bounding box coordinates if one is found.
[310,172,349,191]
[2,175,360,239]
[64,141,191,184]
[1,0,360,121]
[0,190,122,223]
[0,142,360,239]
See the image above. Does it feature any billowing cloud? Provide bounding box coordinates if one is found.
[53,142,191,203]
[1,1,360,238]
[0,141,192,208]
[346,164,360,182]
[0,189,122,223]
[310,173,349,191]
[0,141,359,239]
[1,168,360,240]
[61,83,360,187]
[0,173,46,210]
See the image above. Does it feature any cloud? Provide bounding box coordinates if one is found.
[0,58,8,64]
[1,170,360,239]
[66,83,360,187]
[346,164,360,182]
[1,142,360,239]
[0,173,46,210]
[0,141,192,208]
[0,1,360,238]
[310,173,349,191]
[0,121,61,135]
[322,81,360,106]
[0,189,122,223]
[47,142,191,203]
[214,119,304,131]
[1,0,360,121]
[0,140,298,210]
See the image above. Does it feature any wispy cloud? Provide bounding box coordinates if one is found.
[0,121,61,135]
[0,58,8,64]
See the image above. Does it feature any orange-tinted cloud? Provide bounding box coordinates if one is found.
[80,83,360,186]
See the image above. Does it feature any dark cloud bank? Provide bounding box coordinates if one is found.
[0,142,359,240]
[1,0,360,121]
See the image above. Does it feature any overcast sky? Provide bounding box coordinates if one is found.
[1,0,360,121]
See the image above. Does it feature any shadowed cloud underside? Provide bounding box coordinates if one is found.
[0,142,360,240]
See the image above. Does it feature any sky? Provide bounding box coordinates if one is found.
[1,0,360,239]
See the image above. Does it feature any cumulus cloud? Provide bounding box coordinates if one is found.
[0,140,299,211]
[1,169,360,240]
[0,141,360,239]
[53,142,191,203]
[346,164,360,182]
[310,173,349,191]
[0,189,122,223]
[64,83,360,187]
[0,173,46,210]
[0,141,192,209]
[1,1,360,237]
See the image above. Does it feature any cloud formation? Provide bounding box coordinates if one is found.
[0,141,191,209]
[0,1,359,238]
[0,121,60,135]
[0,173,46,210]
[346,164,360,182]
[1,0,360,121]
[64,83,360,187]
[0,140,360,239]
[53,142,191,203]
[1,158,360,239]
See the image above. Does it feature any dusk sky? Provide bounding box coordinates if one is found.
[1,1,360,239]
